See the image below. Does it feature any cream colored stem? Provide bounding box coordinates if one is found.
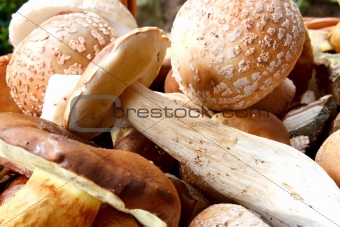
[120,81,340,227]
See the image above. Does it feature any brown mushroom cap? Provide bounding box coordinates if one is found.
[164,69,182,93]
[0,112,181,226]
[250,77,296,118]
[6,12,117,117]
[171,0,305,111]
[8,0,137,47]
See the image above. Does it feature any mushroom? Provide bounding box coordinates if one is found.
[63,27,169,139]
[6,12,117,117]
[211,109,291,145]
[287,26,314,100]
[60,27,340,226]
[164,69,182,93]
[119,0,137,18]
[189,204,270,227]
[316,130,340,187]
[250,77,296,117]
[8,0,137,48]
[170,0,305,111]
[328,22,340,53]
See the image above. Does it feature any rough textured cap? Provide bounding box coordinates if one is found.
[6,12,116,117]
[171,0,305,111]
[8,0,137,47]
[0,112,181,227]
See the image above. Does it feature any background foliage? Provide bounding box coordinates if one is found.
[0,0,27,55]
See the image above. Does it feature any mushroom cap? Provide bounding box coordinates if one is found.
[171,0,305,111]
[211,109,291,145]
[316,130,340,187]
[63,27,169,139]
[0,54,22,113]
[6,12,117,117]
[8,0,137,47]
[189,203,270,226]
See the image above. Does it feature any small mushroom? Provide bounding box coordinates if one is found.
[250,78,296,118]
[211,109,291,145]
[164,69,182,93]
[170,0,305,111]
[0,54,22,113]
[8,0,137,47]
[328,22,340,53]
[316,130,340,187]
[189,204,270,227]
[6,12,117,117]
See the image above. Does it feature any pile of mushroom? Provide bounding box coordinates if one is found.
[1,0,340,226]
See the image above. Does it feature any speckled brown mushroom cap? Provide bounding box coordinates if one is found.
[8,0,137,47]
[171,0,305,111]
[6,12,117,117]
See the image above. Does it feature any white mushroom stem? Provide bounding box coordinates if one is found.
[119,81,340,227]
[41,74,81,126]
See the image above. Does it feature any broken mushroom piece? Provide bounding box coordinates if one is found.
[0,112,181,227]
[170,0,305,111]
[189,204,270,227]
[282,95,338,156]
[6,12,117,117]
[8,0,137,48]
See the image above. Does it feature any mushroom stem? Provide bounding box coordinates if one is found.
[119,81,340,227]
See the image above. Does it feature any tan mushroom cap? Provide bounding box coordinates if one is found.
[8,0,137,47]
[316,130,340,187]
[171,0,305,111]
[189,203,270,226]
[6,12,117,117]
